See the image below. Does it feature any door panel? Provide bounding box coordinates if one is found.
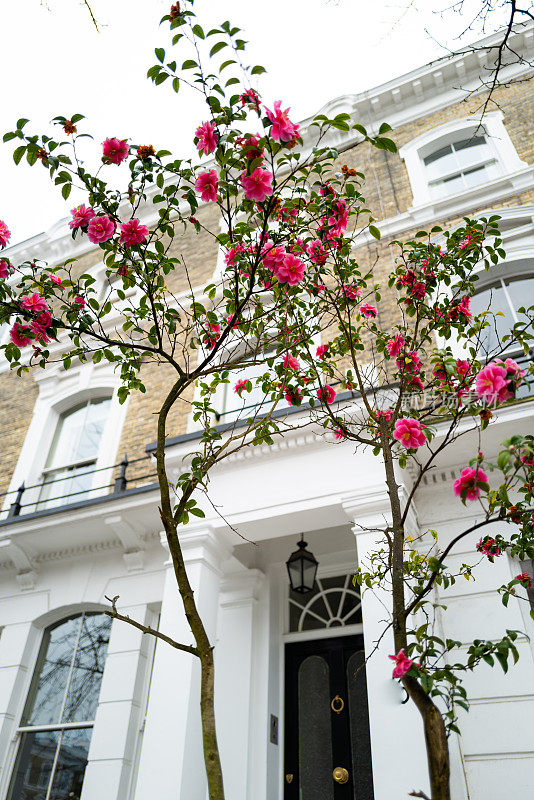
[284,635,374,799]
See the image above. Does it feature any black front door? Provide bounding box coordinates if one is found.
[284,634,374,799]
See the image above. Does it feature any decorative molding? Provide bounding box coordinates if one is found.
[220,569,265,609]
[0,538,38,590]
[105,514,145,572]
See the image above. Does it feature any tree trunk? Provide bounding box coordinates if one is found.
[380,419,451,800]
[156,378,225,800]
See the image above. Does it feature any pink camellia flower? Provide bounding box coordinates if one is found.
[225,244,245,268]
[389,649,414,679]
[0,220,11,248]
[451,295,472,321]
[453,467,489,501]
[239,89,261,109]
[387,334,405,357]
[21,293,48,313]
[393,418,426,449]
[343,284,361,301]
[475,362,511,406]
[499,357,525,389]
[195,121,218,155]
[195,170,218,203]
[203,321,221,350]
[265,101,299,142]
[0,260,11,279]
[234,379,249,396]
[476,536,501,557]
[102,138,129,165]
[360,304,377,318]
[377,409,393,422]
[48,273,63,288]
[35,310,52,329]
[69,204,95,230]
[309,239,327,266]
[74,295,86,308]
[263,243,286,272]
[240,167,273,202]
[282,353,300,372]
[316,344,329,360]
[396,350,421,375]
[409,375,425,392]
[30,322,50,344]
[317,385,336,404]
[327,200,349,237]
[119,219,149,247]
[285,387,303,406]
[10,322,33,347]
[515,572,532,588]
[456,359,471,376]
[334,428,347,441]
[274,253,306,286]
[87,215,115,244]
[237,135,264,162]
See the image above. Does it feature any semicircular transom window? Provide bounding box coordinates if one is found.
[289,574,362,633]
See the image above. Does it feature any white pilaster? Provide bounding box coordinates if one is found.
[215,568,265,800]
[134,526,230,800]
[81,604,156,800]
[343,492,429,798]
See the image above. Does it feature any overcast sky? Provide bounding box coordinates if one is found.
[1,0,507,246]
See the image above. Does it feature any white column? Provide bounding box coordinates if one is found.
[134,526,230,800]
[215,568,265,800]
[81,604,156,800]
[343,494,429,798]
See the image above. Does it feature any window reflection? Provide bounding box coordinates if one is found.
[8,613,111,800]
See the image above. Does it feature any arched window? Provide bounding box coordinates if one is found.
[38,397,111,508]
[400,112,526,207]
[7,612,111,800]
[422,133,499,200]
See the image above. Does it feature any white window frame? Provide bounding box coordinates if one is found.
[400,112,527,208]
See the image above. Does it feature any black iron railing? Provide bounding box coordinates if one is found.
[0,454,157,521]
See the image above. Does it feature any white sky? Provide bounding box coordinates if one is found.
[0,0,507,246]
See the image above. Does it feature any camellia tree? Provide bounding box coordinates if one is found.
[1,3,534,799]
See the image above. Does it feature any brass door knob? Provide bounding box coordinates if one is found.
[333,767,349,784]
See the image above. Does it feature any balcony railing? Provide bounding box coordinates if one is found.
[0,454,157,522]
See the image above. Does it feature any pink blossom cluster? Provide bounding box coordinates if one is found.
[240,167,273,202]
[282,353,300,372]
[102,138,129,165]
[203,321,221,350]
[317,385,336,404]
[0,220,11,249]
[195,170,218,202]
[234,379,249,396]
[515,572,533,588]
[119,219,149,247]
[265,101,299,143]
[0,260,12,279]
[475,359,525,407]
[387,334,405,357]
[360,304,377,318]
[195,122,218,156]
[10,292,55,347]
[393,418,426,449]
[69,205,95,230]
[262,243,306,286]
[240,89,261,110]
[389,649,416,679]
[476,536,501,557]
[396,350,421,375]
[453,467,489,501]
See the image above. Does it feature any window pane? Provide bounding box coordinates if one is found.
[424,146,457,181]
[24,618,82,726]
[38,464,96,509]
[75,399,110,462]
[462,163,491,189]
[47,399,110,470]
[453,135,486,151]
[470,283,510,353]
[453,137,488,169]
[430,172,464,199]
[62,614,112,722]
[7,730,60,800]
[505,276,534,317]
[48,728,92,800]
[423,143,452,165]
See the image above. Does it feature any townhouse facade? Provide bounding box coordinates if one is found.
[0,23,533,800]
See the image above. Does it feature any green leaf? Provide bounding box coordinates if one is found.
[369,225,381,240]
[61,183,71,200]
[172,77,180,93]
[155,47,165,63]
[210,41,228,57]
[378,122,392,134]
[251,65,266,75]
[182,59,197,70]
[13,145,26,165]
[192,24,205,39]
